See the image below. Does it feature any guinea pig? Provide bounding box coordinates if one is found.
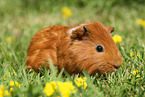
[25,21,122,76]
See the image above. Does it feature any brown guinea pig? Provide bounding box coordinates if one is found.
[25,21,122,76]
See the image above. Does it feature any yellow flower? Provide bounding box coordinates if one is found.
[142,22,145,27]
[130,52,134,56]
[4,90,10,96]
[131,69,140,77]
[136,19,144,25]
[18,85,21,88]
[75,77,87,89]
[10,88,13,92]
[9,81,15,87]
[130,52,140,59]
[58,82,75,97]
[61,7,72,19]
[44,82,54,96]
[15,81,19,86]
[15,81,21,88]
[7,72,11,77]
[131,69,139,75]
[0,85,4,97]
[14,72,17,76]
[9,81,21,88]
[11,73,13,75]
[8,72,17,76]
[44,81,75,97]
[0,85,10,97]
[136,53,140,57]
[136,19,145,28]
[112,35,122,43]
[130,52,135,59]
[5,36,16,43]
[136,74,140,77]
[4,78,6,81]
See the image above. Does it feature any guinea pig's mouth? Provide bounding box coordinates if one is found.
[87,62,120,76]
[96,63,119,76]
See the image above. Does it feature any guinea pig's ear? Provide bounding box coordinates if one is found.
[105,26,114,33]
[69,26,90,40]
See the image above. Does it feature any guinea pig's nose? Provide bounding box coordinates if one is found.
[112,57,122,70]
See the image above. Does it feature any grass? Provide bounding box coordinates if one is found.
[0,0,145,97]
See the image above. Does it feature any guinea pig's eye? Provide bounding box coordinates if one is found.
[96,45,104,53]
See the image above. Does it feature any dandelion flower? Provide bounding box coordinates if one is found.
[4,78,6,81]
[15,81,21,88]
[136,19,145,28]
[15,81,19,86]
[61,7,72,19]
[7,72,11,77]
[130,52,135,59]
[10,88,13,92]
[44,82,55,96]
[130,52,134,56]
[0,85,4,97]
[9,81,14,87]
[75,77,87,89]
[18,85,21,88]
[4,90,10,96]
[58,82,75,97]
[130,52,140,59]
[136,53,140,57]
[5,36,15,43]
[9,81,21,89]
[136,19,144,25]
[112,35,122,43]
[131,69,140,77]
[44,81,75,97]
[136,74,140,77]
[131,69,139,75]
[0,85,11,97]
[14,72,17,76]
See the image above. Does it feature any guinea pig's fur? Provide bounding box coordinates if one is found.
[25,21,122,76]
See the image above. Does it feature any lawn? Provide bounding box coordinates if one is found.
[0,0,145,97]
